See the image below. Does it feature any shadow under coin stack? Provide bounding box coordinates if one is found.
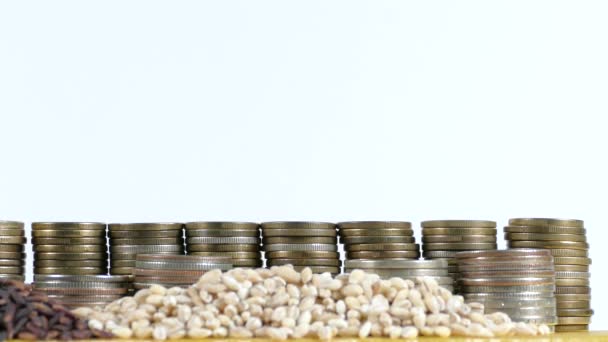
[109,223,184,276]
[505,218,592,332]
[133,254,232,290]
[33,275,130,309]
[344,259,452,291]
[456,249,557,330]
[32,222,108,276]
[338,221,419,261]
[0,221,25,283]
[421,220,497,292]
[262,222,340,274]
[185,222,262,268]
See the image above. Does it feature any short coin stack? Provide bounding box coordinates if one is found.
[456,249,557,329]
[185,222,262,268]
[133,254,232,290]
[505,218,592,332]
[262,222,340,274]
[421,220,497,292]
[32,222,108,276]
[33,274,130,309]
[0,221,25,282]
[338,221,419,261]
[344,259,452,291]
[109,223,184,276]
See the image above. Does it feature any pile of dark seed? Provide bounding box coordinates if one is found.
[0,280,113,340]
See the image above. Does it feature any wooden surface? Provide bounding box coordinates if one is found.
[12,331,608,342]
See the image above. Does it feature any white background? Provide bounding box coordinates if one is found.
[1,1,607,329]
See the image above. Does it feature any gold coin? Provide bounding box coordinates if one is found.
[110,230,182,238]
[0,236,26,244]
[554,265,589,272]
[188,251,261,259]
[422,227,496,235]
[260,228,336,237]
[0,228,24,236]
[555,287,591,295]
[0,221,24,229]
[0,245,24,252]
[32,237,106,245]
[0,259,24,266]
[557,316,591,325]
[185,222,259,230]
[0,266,23,274]
[262,222,335,229]
[34,267,107,275]
[342,236,415,244]
[110,260,136,267]
[338,221,412,229]
[421,220,496,228]
[187,244,259,252]
[231,259,263,267]
[34,245,106,253]
[34,252,107,260]
[264,251,339,259]
[339,228,413,237]
[186,229,260,237]
[111,237,183,245]
[555,294,591,301]
[262,237,336,244]
[32,222,106,230]
[110,245,183,254]
[267,258,341,267]
[554,325,589,332]
[422,235,496,243]
[509,218,584,228]
[549,249,588,257]
[507,240,589,250]
[505,232,586,242]
[346,251,420,259]
[32,229,106,238]
[555,278,589,287]
[110,267,135,275]
[556,301,591,309]
[504,225,586,234]
[553,257,592,265]
[423,242,497,251]
[346,243,419,252]
[34,259,107,268]
[109,223,182,231]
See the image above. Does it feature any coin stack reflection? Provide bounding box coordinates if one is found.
[422,220,497,292]
[133,254,232,290]
[338,221,420,261]
[344,259,452,291]
[185,222,262,268]
[0,221,25,282]
[505,218,592,332]
[109,223,184,277]
[262,222,340,274]
[456,249,557,329]
[32,222,108,276]
[33,275,130,309]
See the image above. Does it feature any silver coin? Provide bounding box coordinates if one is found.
[337,221,412,229]
[110,245,184,253]
[479,297,557,309]
[33,281,130,289]
[344,259,447,269]
[342,236,415,244]
[486,306,557,317]
[263,243,337,252]
[186,229,260,237]
[185,222,259,230]
[554,271,591,279]
[34,274,130,283]
[135,260,232,271]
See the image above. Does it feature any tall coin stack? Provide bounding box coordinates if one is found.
[33,275,130,309]
[185,222,262,268]
[32,222,108,276]
[0,221,25,282]
[344,259,452,291]
[456,249,557,329]
[133,254,232,290]
[505,218,592,332]
[109,223,184,276]
[421,220,497,292]
[262,222,340,274]
[338,221,419,261]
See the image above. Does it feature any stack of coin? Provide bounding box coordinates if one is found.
[33,274,130,309]
[505,218,592,332]
[344,259,452,291]
[185,222,262,268]
[32,222,108,276]
[338,221,419,261]
[262,222,340,274]
[109,223,184,276]
[422,220,497,291]
[0,221,25,282]
[456,249,557,328]
[133,254,232,290]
